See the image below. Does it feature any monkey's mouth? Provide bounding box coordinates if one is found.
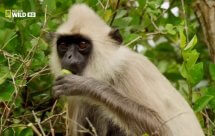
[62,65,80,75]
[70,68,80,75]
[71,71,78,75]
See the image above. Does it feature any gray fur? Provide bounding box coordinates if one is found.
[53,75,170,135]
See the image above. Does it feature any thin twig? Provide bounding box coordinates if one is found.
[41,112,66,124]
[86,117,98,136]
[0,58,18,132]
[0,49,24,63]
[0,103,10,134]
[27,66,50,83]
[67,118,95,136]
[50,121,55,136]
[32,111,46,136]
[105,0,110,10]
[98,0,105,9]
[125,36,142,46]
[28,123,42,136]
[110,0,121,26]
[201,111,215,127]
[149,14,165,34]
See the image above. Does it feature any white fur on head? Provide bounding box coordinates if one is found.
[50,4,118,78]
[57,4,111,37]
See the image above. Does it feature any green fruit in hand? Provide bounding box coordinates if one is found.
[61,69,72,75]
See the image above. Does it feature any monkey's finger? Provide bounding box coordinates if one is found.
[52,90,63,99]
[53,84,66,91]
[52,85,65,98]
[56,75,65,81]
[54,79,67,86]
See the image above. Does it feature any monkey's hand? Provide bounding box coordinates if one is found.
[52,74,89,98]
[52,74,169,135]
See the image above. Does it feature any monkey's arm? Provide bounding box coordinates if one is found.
[53,75,169,135]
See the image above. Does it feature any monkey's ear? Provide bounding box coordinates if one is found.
[109,28,123,44]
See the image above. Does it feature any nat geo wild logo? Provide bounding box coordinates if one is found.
[5,10,36,18]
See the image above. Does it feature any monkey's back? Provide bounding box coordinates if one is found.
[114,46,204,136]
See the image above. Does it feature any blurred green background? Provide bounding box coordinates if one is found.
[0,0,215,135]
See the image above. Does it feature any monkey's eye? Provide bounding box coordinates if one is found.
[58,42,67,51]
[78,41,88,51]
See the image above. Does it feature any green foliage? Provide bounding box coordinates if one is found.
[0,0,214,135]
[209,63,215,81]
[0,81,14,101]
[19,128,33,136]
[165,24,176,35]
[194,95,214,112]
[180,34,204,86]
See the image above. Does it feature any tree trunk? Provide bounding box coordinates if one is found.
[194,0,215,62]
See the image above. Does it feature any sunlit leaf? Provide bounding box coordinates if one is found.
[179,28,186,49]
[184,35,197,51]
[19,128,33,136]
[165,24,176,35]
[194,95,213,112]
[182,50,199,68]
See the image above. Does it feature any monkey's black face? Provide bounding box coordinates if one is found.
[56,34,92,75]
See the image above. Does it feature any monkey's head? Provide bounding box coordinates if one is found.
[50,4,123,77]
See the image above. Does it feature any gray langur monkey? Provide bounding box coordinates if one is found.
[50,4,205,136]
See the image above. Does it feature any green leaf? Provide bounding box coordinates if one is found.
[13,127,24,135]
[87,0,97,7]
[156,42,174,52]
[184,35,197,51]
[179,28,186,49]
[28,0,36,11]
[138,0,146,8]
[157,60,168,73]
[104,10,112,22]
[209,63,215,81]
[0,65,10,84]
[180,62,188,79]
[2,128,15,136]
[188,62,204,85]
[31,51,47,70]
[113,17,132,28]
[207,87,215,96]
[0,29,15,48]
[115,10,127,19]
[29,23,41,37]
[43,0,56,11]
[19,128,33,136]
[39,39,48,51]
[165,24,173,30]
[124,34,139,45]
[165,24,176,35]
[206,87,215,110]
[0,82,15,101]
[194,95,213,112]
[182,50,199,68]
